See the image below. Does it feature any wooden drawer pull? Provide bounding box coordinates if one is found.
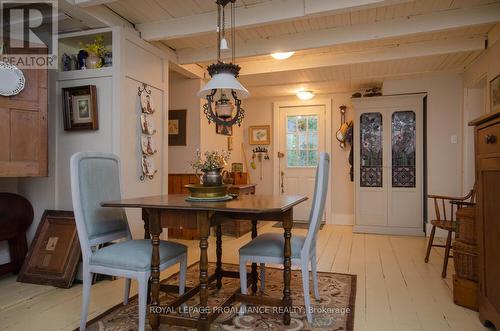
[485,134,497,144]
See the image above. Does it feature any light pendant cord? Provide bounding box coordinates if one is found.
[231,2,235,63]
[217,3,221,62]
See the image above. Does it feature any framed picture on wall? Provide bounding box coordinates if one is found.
[249,125,271,145]
[17,210,80,288]
[216,121,233,136]
[490,74,500,113]
[168,109,187,146]
[62,85,98,131]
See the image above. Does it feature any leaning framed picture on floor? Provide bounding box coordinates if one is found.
[17,210,81,288]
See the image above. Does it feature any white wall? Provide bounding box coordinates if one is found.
[241,73,465,229]
[462,86,486,193]
[241,93,354,224]
[383,73,464,234]
[169,78,202,173]
[56,76,115,210]
[463,26,500,105]
[0,28,170,265]
[168,77,244,174]
[119,33,169,238]
[200,110,244,165]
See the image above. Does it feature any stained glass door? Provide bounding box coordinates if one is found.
[360,112,383,187]
[355,110,388,227]
[392,111,416,187]
[387,107,422,229]
[354,94,424,235]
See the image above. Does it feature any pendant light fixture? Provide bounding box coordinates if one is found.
[197,0,249,127]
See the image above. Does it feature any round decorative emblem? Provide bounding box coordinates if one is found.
[0,62,26,96]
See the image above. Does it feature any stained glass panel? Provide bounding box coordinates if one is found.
[360,112,383,187]
[392,111,416,187]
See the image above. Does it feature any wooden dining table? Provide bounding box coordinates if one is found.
[102,194,307,331]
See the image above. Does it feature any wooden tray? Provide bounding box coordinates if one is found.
[185,195,233,202]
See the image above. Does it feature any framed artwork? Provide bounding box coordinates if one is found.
[231,162,243,172]
[249,125,271,145]
[17,210,81,288]
[490,74,500,113]
[62,85,98,131]
[216,121,233,136]
[227,136,233,151]
[168,109,187,146]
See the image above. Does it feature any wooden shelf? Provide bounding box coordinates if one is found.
[57,67,113,81]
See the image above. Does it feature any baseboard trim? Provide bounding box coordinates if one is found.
[331,213,354,225]
[353,225,424,236]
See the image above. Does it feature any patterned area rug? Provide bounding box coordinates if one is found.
[85,263,356,331]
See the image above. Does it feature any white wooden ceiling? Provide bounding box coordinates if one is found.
[159,0,497,50]
[65,0,500,97]
[105,0,272,22]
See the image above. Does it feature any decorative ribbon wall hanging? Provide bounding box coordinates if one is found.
[138,83,158,181]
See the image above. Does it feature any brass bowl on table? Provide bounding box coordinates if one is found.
[184,184,230,199]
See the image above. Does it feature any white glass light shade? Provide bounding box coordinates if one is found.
[271,51,295,60]
[197,72,250,99]
[296,90,314,100]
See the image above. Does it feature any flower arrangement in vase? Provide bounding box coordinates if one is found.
[80,35,109,69]
[190,150,230,186]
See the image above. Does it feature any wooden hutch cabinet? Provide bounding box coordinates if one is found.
[470,110,500,329]
[0,68,48,177]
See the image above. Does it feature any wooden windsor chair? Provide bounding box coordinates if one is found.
[424,186,476,278]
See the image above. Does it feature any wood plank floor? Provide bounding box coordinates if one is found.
[0,224,491,331]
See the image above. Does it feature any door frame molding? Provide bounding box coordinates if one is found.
[272,98,332,224]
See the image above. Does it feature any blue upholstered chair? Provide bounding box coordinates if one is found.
[70,152,187,331]
[239,152,330,323]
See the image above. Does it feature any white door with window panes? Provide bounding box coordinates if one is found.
[353,94,425,236]
[278,105,326,222]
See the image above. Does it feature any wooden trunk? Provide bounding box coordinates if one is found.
[167,174,256,239]
[167,174,199,239]
[230,172,248,185]
[453,241,478,281]
[455,207,476,245]
[470,110,500,328]
[453,275,479,311]
[220,184,256,237]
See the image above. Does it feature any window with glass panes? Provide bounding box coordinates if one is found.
[286,115,319,167]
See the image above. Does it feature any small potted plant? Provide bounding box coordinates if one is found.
[190,150,230,186]
[80,35,108,69]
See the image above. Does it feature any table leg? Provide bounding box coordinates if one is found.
[216,223,223,290]
[147,208,161,331]
[251,219,258,294]
[142,208,151,239]
[197,211,210,331]
[282,210,293,325]
[142,208,152,305]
